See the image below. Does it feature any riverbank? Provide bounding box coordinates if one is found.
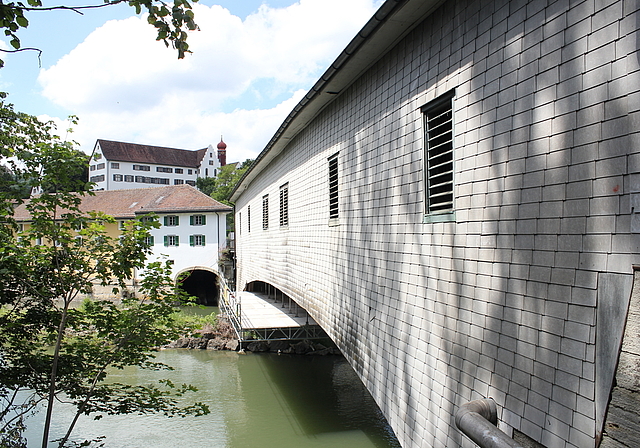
[165,315,341,355]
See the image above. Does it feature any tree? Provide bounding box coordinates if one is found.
[0,0,199,66]
[0,1,205,443]
[196,159,253,205]
[0,164,32,198]
[196,159,252,233]
[0,96,209,448]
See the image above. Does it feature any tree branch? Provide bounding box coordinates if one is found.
[0,47,42,67]
[20,1,128,14]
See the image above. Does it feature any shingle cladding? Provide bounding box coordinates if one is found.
[14,185,232,220]
[96,139,206,168]
[234,1,640,448]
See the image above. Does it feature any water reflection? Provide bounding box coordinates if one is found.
[26,350,399,448]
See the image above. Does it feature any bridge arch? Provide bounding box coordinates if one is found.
[239,280,332,341]
[176,267,221,306]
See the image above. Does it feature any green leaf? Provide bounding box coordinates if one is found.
[16,15,29,28]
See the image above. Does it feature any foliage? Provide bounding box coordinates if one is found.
[196,158,253,205]
[0,96,89,199]
[0,164,31,198]
[0,0,199,67]
[0,97,209,448]
[196,159,252,232]
[170,309,218,335]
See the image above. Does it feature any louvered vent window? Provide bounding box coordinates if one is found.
[262,195,269,230]
[328,154,339,220]
[279,183,289,227]
[247,206,251,233]
[423,90,455,215]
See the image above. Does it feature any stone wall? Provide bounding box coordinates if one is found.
[234,0,640,447]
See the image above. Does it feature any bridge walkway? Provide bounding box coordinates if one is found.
[220,289,327,342]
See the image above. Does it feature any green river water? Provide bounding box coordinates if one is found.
[27,349,401,448]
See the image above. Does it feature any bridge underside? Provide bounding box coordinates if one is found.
[221,287,326,343]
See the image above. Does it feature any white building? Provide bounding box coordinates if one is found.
[89,139,228,191]
[15,184,233,305]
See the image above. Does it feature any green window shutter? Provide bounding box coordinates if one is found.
[190,215,194,225]
[164,235,168,246]
[149,236,154,245]
[163,216,168,226]
[175,216,180,226]
[202,235,206,245]
[190,235,194,246]
[202,215,207,225]
[175,235,179,245]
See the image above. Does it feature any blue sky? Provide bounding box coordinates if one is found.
[0,0,381,161]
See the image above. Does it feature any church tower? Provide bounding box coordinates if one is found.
[217,137,227,167]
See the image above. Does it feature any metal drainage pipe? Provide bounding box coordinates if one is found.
[455,398,524,448]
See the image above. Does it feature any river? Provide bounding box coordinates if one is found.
[27,349,401,448]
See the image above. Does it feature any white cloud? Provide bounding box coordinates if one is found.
[37,0,380,160]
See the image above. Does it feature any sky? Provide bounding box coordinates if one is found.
[0,0,383,162]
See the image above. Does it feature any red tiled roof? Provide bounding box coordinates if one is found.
[96,139,207,168]
[13,185,232,221]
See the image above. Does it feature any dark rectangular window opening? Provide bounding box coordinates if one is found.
[262,195,269,230]
[279,183,289,227]
[328,154,339,220]
[133,164,151,171]
[422,90,455,218]
[247,206,251,233]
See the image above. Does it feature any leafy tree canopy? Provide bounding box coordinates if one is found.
[0,0,199,66]
[197,158,253,206]
[0,95,208,448]
[0,1,205,443]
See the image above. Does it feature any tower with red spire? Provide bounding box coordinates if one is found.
[217,137,227,167]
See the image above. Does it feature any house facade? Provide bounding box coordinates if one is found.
[15,185,232,303]
[89,139,228,191]
[230,1,640,447]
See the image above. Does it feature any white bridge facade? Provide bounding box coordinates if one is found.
[229,1,640,447]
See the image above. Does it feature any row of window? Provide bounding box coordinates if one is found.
[240,183,289,234]
[163,214,207,227]
[29,234,204,247]
[90,162,192,175]
[133,164,192,174]
[89,163,106,171]
[110,174,195,186]
[239,90,455,232]
[119,214,207,230]
[161,234,206,247]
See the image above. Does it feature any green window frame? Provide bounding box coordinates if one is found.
[164,235,179,246]
[190,234,206,246]
[190,215,206,226]
[164,215,179,227]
